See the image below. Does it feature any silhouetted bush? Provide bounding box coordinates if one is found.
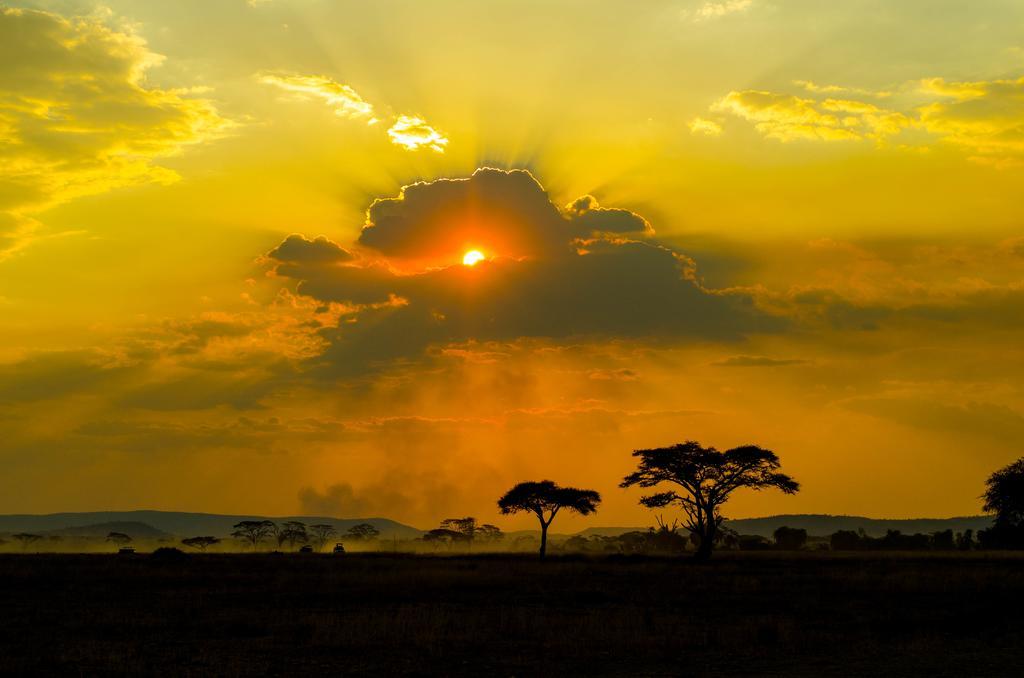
[773,526,807,550]
[151,547,188,562]
[978,523,1024,550]
[737,535,771,551]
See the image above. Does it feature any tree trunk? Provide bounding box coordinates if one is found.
[539,523,548,560]
[694,516,716,561]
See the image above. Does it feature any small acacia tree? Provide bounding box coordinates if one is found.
[346,523,380,541]
[621,441,799,561]
[181,536,221,552]
[106,532,132,547]
[13,533,43,550]
[280,521,308,550]
[232,520,275,551]
[309,524,337,552]
[423,528,462,550]
[440,517,477,547]
[497,480,601,559]
[477,524,504,544]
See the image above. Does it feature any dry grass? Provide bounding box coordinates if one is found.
[1,552,1022,676]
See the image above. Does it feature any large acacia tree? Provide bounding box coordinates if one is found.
[621,441,799,560]
[497,480,601,559]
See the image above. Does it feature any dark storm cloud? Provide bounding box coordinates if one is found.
[268,169,784,376]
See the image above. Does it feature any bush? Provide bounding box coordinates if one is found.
[151,547,188,562]
[773,526,808,550]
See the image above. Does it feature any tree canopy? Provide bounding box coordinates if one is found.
[621,441,799,560]
[497,480,601,559]
[984,457,1024,526]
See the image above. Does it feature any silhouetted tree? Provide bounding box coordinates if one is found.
[106,532,132,546]
[738,534,771,551]
[980,457,1024,549]
[13,533,43,550]
[827,532,860,553]
[621,441,799,561]
[279,521,308,550]
[956,529,975,551]
[477,524,504,543]
[346,523,380,541]
[309,524,337,552]
[650,517,688,554]
[497,480,601,559]
[423,528,462,549]
[232,520,275,550]
[984,457,1024,524]
[440,517,477,547]
[773,526,808,550]
[181,536,220,552]
[931,529,955,550]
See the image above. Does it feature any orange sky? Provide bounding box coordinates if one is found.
[2,2,1024,530]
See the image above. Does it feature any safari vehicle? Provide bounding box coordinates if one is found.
[332,543,346,554]
[117,547,136,555]
[298,544,313,553]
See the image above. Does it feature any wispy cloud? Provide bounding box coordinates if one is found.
[257,72,378,123]
[387,115,449,152]
[257,72,449,153]
[689,117,723,136]
[712,74,1024,166]
[684,0,753,22]
[711,90,910,142]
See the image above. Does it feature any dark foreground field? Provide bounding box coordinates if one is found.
[2,552,1023,676]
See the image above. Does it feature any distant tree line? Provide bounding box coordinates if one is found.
[217,520,383,552]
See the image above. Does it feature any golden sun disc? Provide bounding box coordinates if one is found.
[462,250,485,266]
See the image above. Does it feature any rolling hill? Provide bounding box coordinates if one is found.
[0,511,422,539]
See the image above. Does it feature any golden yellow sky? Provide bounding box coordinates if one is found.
[2,1,1024,529]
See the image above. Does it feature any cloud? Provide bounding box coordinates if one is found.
[257,74,448,153]
[917,77,1024,167]
[267,168,781,375]
[845,397,1024,447]
[689,117,723,136]
[0,8,231,257]
[684,0,753,22]
[354,169,649,262]
[793,81,893,98]
[257,72,378,123]
[266,234,354,264]
[298,482,414,518]
[713,355,810,367]
[711,90,909,142]
[386,115,449,152]
[714,74,1024,166]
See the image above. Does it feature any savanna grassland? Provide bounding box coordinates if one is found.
[2,552,1023,677]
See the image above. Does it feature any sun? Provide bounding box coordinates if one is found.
[462,250,485,266]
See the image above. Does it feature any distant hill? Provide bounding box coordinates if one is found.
[577,514,993,539]
[0,511,422,539]
[43,521,171,539]
[722,514,993,538]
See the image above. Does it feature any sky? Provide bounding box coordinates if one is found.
[2,0,1024,530]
